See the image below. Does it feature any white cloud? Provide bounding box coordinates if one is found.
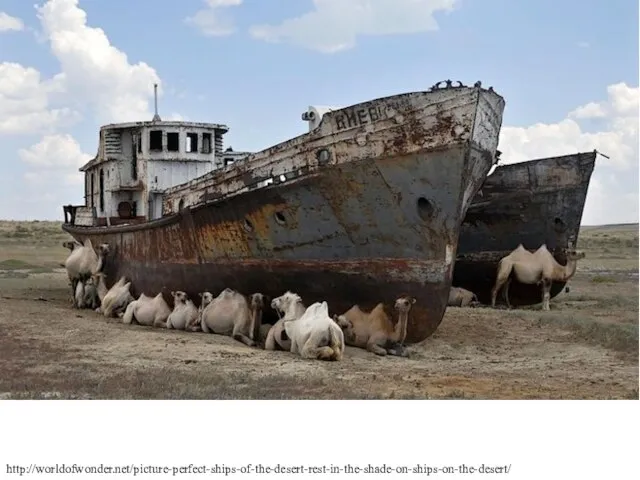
[0,62,79,135]
[34,0,162,124]
[0,11,24,32]
[498,82,639,225]
[249,0,457,53]
[19,134,91,186]
[185,0,243,37]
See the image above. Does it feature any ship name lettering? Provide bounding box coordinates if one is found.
[335,106,385,131]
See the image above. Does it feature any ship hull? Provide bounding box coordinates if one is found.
[62,83,505,343]
[453,151,597,306]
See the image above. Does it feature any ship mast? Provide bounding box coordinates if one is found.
[152,83,161,122]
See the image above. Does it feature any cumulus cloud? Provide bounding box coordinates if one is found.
[19,134,91,192]
[35,0,161,124]
[1,0,175,219]
[185,0,243,37]
[498,82,639,225]
[249,0,457,53]
[0,11,24,32]
[0,62,79,135]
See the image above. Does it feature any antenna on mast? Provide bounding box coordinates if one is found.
[152,83,161,122]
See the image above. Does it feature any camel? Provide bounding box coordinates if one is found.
[63,239,109,307]
[74,279,86,309]
[81,276,100,310]
[166,291,200,331]
[267,291,307,351]
[62,240,82,252]
[200,288,265,347]
[448,287,479,307]
[92,272,134,317]
[284,301,345,361]
[491,244,586,310]
[122,292,172,327]
[333,295,417,357]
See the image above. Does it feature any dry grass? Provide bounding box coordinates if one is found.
[0,222,637,400]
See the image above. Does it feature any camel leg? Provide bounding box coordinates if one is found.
[503,277,512,309]
[232,323,257,347]
[541,279,552,311]
[166,317,173,329]
[153,316,168,328]
[264,327,277,350]
[366,339,388,356]
[300,337,334,360]
[200,319,210,333]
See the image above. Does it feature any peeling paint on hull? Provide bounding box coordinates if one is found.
[62,83,506,343]
[454,151,597,306]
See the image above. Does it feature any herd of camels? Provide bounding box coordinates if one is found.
[61,238,586,362]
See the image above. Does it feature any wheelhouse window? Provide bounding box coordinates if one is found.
[202,133,212,153]
[186,133,198,153]
[167,132,179,152]
[149,130,163,151]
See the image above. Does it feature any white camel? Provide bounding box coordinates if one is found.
[284,301,345,361]
[92,272,134,317]
[63,239,109,307]
[199,288,265,347]
[122,292,172,327]
[333,295,416,357]
[266,291,307,351]
[167,291,200,331]
[491,244,586,310]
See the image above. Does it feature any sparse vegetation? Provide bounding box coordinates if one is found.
[0,222,637,400]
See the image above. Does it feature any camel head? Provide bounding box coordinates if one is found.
[332,313,353,332]
[567,250,586,261]
[250,293,265,311]
[198,291,213,309]
[171,290,188,305]
[394,295,417,314]
[62,240,80,252]
[96,243,110,256]
[271,291,302,315]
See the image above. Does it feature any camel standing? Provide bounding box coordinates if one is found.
[63,239,109,307]
[333,295,416,357]
[491,244,586,310]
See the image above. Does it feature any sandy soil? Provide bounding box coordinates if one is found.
[0,221,637,399]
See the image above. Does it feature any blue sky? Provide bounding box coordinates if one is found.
[0,0,638,224]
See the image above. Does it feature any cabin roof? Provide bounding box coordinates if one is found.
[99,120,229,133]
[80,156,98,172]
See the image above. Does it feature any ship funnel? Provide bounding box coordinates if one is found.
[152,83,161,122]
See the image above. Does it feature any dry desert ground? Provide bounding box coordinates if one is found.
[0,220,637,399]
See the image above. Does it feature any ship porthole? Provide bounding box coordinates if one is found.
[417,197,434,221]
[274,212,286,226]
[243,218,254,232]
[316,149,331,165]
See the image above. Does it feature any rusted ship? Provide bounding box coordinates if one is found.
[61,80,505,343]
[453,150,598,306]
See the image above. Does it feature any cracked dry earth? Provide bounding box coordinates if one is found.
[0,267,637,400]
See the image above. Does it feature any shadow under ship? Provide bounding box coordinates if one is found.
[62,80,505,343]
[453,150,598,306]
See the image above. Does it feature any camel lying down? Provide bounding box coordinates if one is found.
[448,287,479,307]
[333,295,416,357]
[167,291,200,331]
[199,288,265,347]
[284,301,345,361]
